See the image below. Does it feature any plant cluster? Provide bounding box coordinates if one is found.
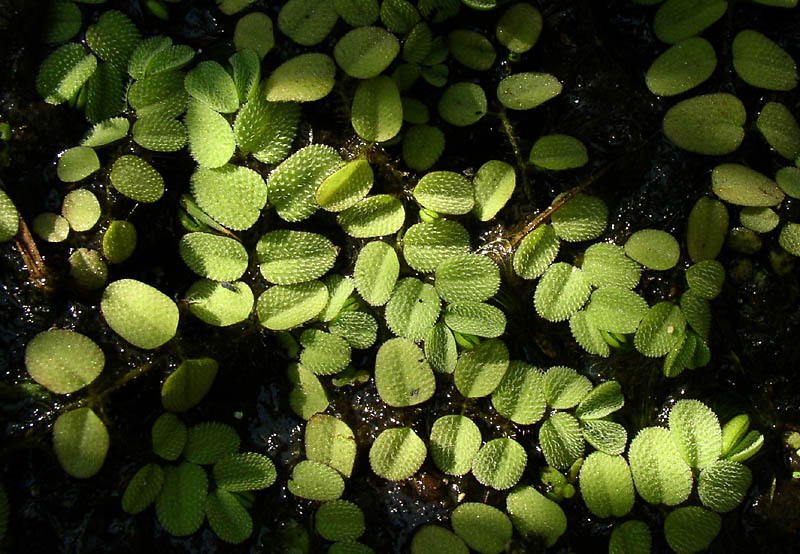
[0,0,798,552]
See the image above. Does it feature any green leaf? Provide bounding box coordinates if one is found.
[229,49,261,105]
[32,212,70,243]
[579,452,634,517]
[57,146,99,183]
[328,310,378,349]
[448,29,495,70]
[25,329,104,394]
[438,82,487,126]
[685,260,724,299]
[663,507,721,554]
[497,73,561,110]
[653,0,727,44]
[435,253,499,303]
[37,43,97,105]
[85,62,125,123]
[101,279,179,349]
[529,135,588,170]
[634,301,686,357]
[569,310,610,357]
[161,357,219,412]
[444,301,506,338]
[624,229,680,270]
[414,171,474,215]
[513,224,560,279]
[214,452,277,491]
[543,366,592,409]
[697,459,752,513]
[288,362,329,420]
[662,93,745,155]
[403,125,445,172]
[582,419,628,455]
[334,26,400,79]
[472,160,515,221]
[143,44,195,77]
[534,263,591,322]
[250,101,302,163]
[369,427,427,480]
[128,36,172,79]
[185,98,235,168]
[256,281,329,330]
[327,541,375,554]
[669,399,721,469]
[319,275,356,322]
[184,422,240,465]
[425,321,458,374]
[576,381,624,420]
[720,415,750,458]
[740,206,779,233]
[403,22,433,65]
[256,230,337,285]
[491,361,545,424]
[305,414,356,478]
[264,53,336,102]
[375,337,435,406]
[316,500,365,541]
[316,160,373,212]
[733,29,798,91]
[539,411,584,470]
[300,329,351,376]
[132,115,187,152]
[81,117,130,147]
[451,502,512,554]
[506,486,566,547]
[85,10,141,72]
[0,188,18,242]
[403,220,471,273]
[385,278,441,342]
[234,14,274,60]
[128,70,188,118]
[582,243,641,289]
[110,155,165,203]
[646,37,717,96]
[337,194,406,238]
[278,0,338,46]
[205,488,253,544]
[757,102,800,160]
[156,462,208,536]
[711,163,784,207]
[179,232,249,281]
[585,287,648,335]
[411,525,469,554]
[44,1,82,43]
[429,415,482,475]
[454,339,509,398]
[551,193,607,242]
[609,521,651,554]
[495,3,542,53]
[471,437,527,490]
[53,407,109,478]
[725,430,764,463]
[777,167,800,199]
[351,76,403,142]
[380,0,420,33]
[628,426,692,505]
[122,463,165,514]
[191,164,267,231]
[333,0,380,26]
[152,412,187,461]
[779,222,800,256]
[186,279,254,327]
[267,144,342,222]
[686,197,729,262]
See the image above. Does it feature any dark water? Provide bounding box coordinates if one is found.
[1,0,799,553]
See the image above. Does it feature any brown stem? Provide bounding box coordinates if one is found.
[14,216,47,285]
